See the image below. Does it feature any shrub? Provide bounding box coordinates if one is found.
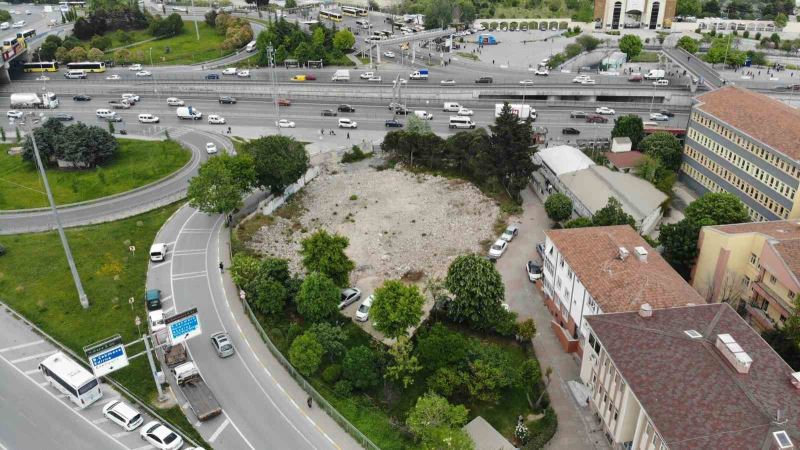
[510,21,518,30]
[0,243,6,257]
[321,364,342,384]
[333,379,353,396]
[343,345,380,390]
[341,145,372,163]
[492,308,519,337]
[559,21,568,30]
[755,32,761,40]
[743,30,749,38]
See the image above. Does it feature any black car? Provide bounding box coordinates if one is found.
[562,127,580,135]
[206,73,220,80]
[52,112,74,121]
[73,94,92,101]
[658,109,675,117]
[385,119,403,127]
[321,109,337,116]
[475,76,493,84]
[337,104,356,113]
[145,289,162,312]
[394,107,411,115]
[219,96,237,104]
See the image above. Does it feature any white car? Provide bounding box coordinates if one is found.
[102,400,144,431]
[36,75,49,81]
[519,79,535,86]
[7,110,23,119]
[106,74,121,80]
[488,239,508,258]
[205,142,218,154]
[208,114,226,124]
[383,51,395,58]
[595,106,615,115]
[122,93,140,103]
[129,64,142,71]
[138,114,160,123]
[649,112,669,121]
[457,107,473,116]
[501,224,519,241]
[222,67,237,75]
[572,75,591,83]
[139,421,183,450]
[392,78,407,85]
[12,21,25,28]
[440,79,455,85]
[25,10,31,15]
[534,68,549,76]
[359,71,374,79]
[338,118,357,128]
[580,79,596,85]
[166,97,184,106]
[526,261,542,281]
[653,79,669,86]
[355,294,374,322]
[276,119,295,128]
[135,70,152,77]
[236,70,250,78]
[367,76,382,82]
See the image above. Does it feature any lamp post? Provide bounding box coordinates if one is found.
[20,112,89,309]
[190,0,200,40]
[267,45,281,135]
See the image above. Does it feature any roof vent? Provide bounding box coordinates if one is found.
[634,246,648,262]
[684,330,702,339]
[774,430,794,449]
[791,372,800,390]
[715,334,752,374]
[639,303,653,318]
[619,247,630,261]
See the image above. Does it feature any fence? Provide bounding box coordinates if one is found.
[0,300,202,448]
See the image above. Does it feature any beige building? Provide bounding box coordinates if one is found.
[594,0,676,29]
[692,220,800,331]
[580,303,800,450]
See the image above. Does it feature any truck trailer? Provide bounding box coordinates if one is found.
[10,92,59,109]
[171,362,222,421]
[409,69,429,80]
[331,69,350,81]
[495,103,536,121]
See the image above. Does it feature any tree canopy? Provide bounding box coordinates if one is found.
[445,254,505,330]
[485,103,536,201]
[300,230,355,288]
[684,192,750,225]
[592,197,636,228]
[289,331,324,376]
[23,121,117,168]
[406,393,472,449]
[611,115,644,150]
[677,35,699,54]
[343,345,380,390]
[370,280,425,339]
[187,153,256,214]
[295,272,340,322]
[544,193,573,222]
[619,34,643,58]
[244,135,309,195]
[639,132,683,171]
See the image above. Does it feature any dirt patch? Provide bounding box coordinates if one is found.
[244,164,500,286]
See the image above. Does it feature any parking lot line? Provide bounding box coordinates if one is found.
[0,339,44,353]
[10,350,57,364]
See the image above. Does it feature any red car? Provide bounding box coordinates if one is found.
[304,74,317,81]
[277,98,291,106]
[586,114,608,123]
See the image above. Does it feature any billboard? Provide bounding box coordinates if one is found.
[165,307,202,345]
[84,335,129,377]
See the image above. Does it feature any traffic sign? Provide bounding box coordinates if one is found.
[84,335,129,377]
[164,307,202,344]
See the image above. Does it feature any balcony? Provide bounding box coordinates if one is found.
[746,303,775,331]
[752,282,792,317]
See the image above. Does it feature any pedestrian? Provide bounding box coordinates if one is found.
[346,132,350,139]
[219,261,224,272]
[227,126,231,134]
[492,59,495,64]
[307,396,313,408]
[321,128,324,135]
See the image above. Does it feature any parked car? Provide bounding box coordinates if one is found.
[103,400,144,431]
[338,104,356,113]
[208,114,226,124]
[475,76,493,84]
[219,96,237,104]
[536,242,545,259]
[385,119,403,127]
[488,239,508,258]
[277,98,291,106]
[139,421,183,450]
[586,114,608,123]
[339,288,362,309]
[210,332,235,358]
[205,73,220,80]
[526,261,542,281]
[500,225,519,241]
[570,111,587,118]
[276,119,296,128]
[355,295,374,322]
[562,127,581,135]
[649,112,669,121]
[205,142,218,154]
[595,106,615,115]
[73,94,91,101]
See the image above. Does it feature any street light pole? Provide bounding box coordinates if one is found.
[267,45,281,135]
[23,113,89,309]
[190,0,200,41]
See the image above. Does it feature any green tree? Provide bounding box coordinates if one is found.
[38,35,63,61]
[249,274,287,316]
[370,280,425,339]
[114,48,131,64]
[332,29,355,52]
[385,336,422,388]
[309,322,347,361]
[55,46,70,63]
[67,46,87,62]
[565,217,594,228]
[230,253,260,287]
[295,272,339,322]
[0,10,10,22]
[187,154,256,214]
[406,393,472,449]
[611,114,644,150]
[59,122,117,167]
[676,0,702,16]
[775,13,788,29]
[22,118,64,164]
[300,230,355,288]
[544,193,573,222]
[343,345,380,390]
[87,47,104,61]
[677,35,700,54]
[423,0,454,29]
[592,197,636,228]
[205,9,217,27]
[406,114,432,134]
[659,218,708,279]
[244,135,309,195]
[416,323,472,372]
[685,192,750,225]
[576,34,601,51]
[639,132,683,171]
[444,254,505,330]
[89,34,112,51]
[483,102,536,201]
[702,0,720,16]
[619,34,643,58]
[289,331,324,376]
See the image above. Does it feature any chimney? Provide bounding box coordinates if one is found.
[619,247,630,261]
[639,303,652,318]
[715,334,752,374]
[791,372,800,390]
[634,246,648,262]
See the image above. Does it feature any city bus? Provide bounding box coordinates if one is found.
[23,61,59,72]
[66,61,106,73]
[341,6,367,17]
[319,10,342,22]
[2,36,23,49]
[39,352,103,409]
[16,29,35,40]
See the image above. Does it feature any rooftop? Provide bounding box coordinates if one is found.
[463,416,515,450]
[604,150,645,170]
[694,86,800,160]
[587,303,800,450]
[709,220,800,281]
[546,225,704,313]
[534,145,595,176]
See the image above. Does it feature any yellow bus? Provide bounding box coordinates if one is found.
[341,6,367,17]
[66,61,106,73]
[319,10,342,22]
[23,61,59,72]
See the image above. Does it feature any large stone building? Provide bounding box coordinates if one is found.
[594,0,677,30]
[680,86,800,222]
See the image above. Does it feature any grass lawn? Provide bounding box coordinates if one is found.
[113,22,230,65]
[0,203,206,446]
[0,139,190,210]
[630,51,660,63]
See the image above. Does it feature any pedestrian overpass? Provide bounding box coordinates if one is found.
[362,28,456,64]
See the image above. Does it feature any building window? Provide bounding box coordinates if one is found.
[789,291,796,300]
[742,276,750,287]
[771,275,778,284]
[750,253,759,266]
[567,269,573,280]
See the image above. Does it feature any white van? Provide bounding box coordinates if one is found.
[443,102,461,112]
[121,93,140,103]
[0,22,9,30]
[449,116,476,129]
[149,243,167,262]
[95,108,115,119]
[245,40,257,52]
[338,118,357,128]
[148,310,165,332]
[138,113,159,123]
[65,69,87,79]
[166,97,184,106]
[414,110,433,120]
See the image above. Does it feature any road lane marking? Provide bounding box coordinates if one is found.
[92,418,109,424]
[111,431,128,438]
[0,339,44,353]
[172,271,208,281]
[162,305,176,314]
[172,249,208,256]
[208,417,230,443]
[24,368,39,375]
[10,350,57,364]
[132,445,155,450]
[181,228,213,232]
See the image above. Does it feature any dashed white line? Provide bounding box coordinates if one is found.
[10,350,57,364]
[92,417,109,424]
[0,339,44,353]
[172,272,208,281]
[208,417,231,443]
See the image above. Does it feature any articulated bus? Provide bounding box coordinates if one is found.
[66,61,106,73]
[17,29,35,40]
[319,10,342,22]
[39,352,103,409]
[341,6,367,17]
[23,61,59,72]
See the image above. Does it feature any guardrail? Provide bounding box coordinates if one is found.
[0,300,202,448]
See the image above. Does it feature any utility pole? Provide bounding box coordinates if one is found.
[190,0,200,40]
[23,113,89,309]
[142,333,166,402]
[267,45,281,135]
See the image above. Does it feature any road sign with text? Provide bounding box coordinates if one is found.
[165,307,201,345]
[84,335,129,377]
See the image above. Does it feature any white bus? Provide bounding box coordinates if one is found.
[39,352,103,409]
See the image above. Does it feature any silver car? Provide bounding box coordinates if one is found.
[210,332,235,358]
[339,288,362,309]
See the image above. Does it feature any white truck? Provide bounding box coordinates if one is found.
[495,103,536,121]
[644,69,665,80]
[176,106,202,120]
[331,69,350,82]
[10,92,59,109]
[171,362,222,422]
[409,68,429,80]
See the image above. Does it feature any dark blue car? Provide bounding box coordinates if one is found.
[205,73,220,80]
[385,119,403,128]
